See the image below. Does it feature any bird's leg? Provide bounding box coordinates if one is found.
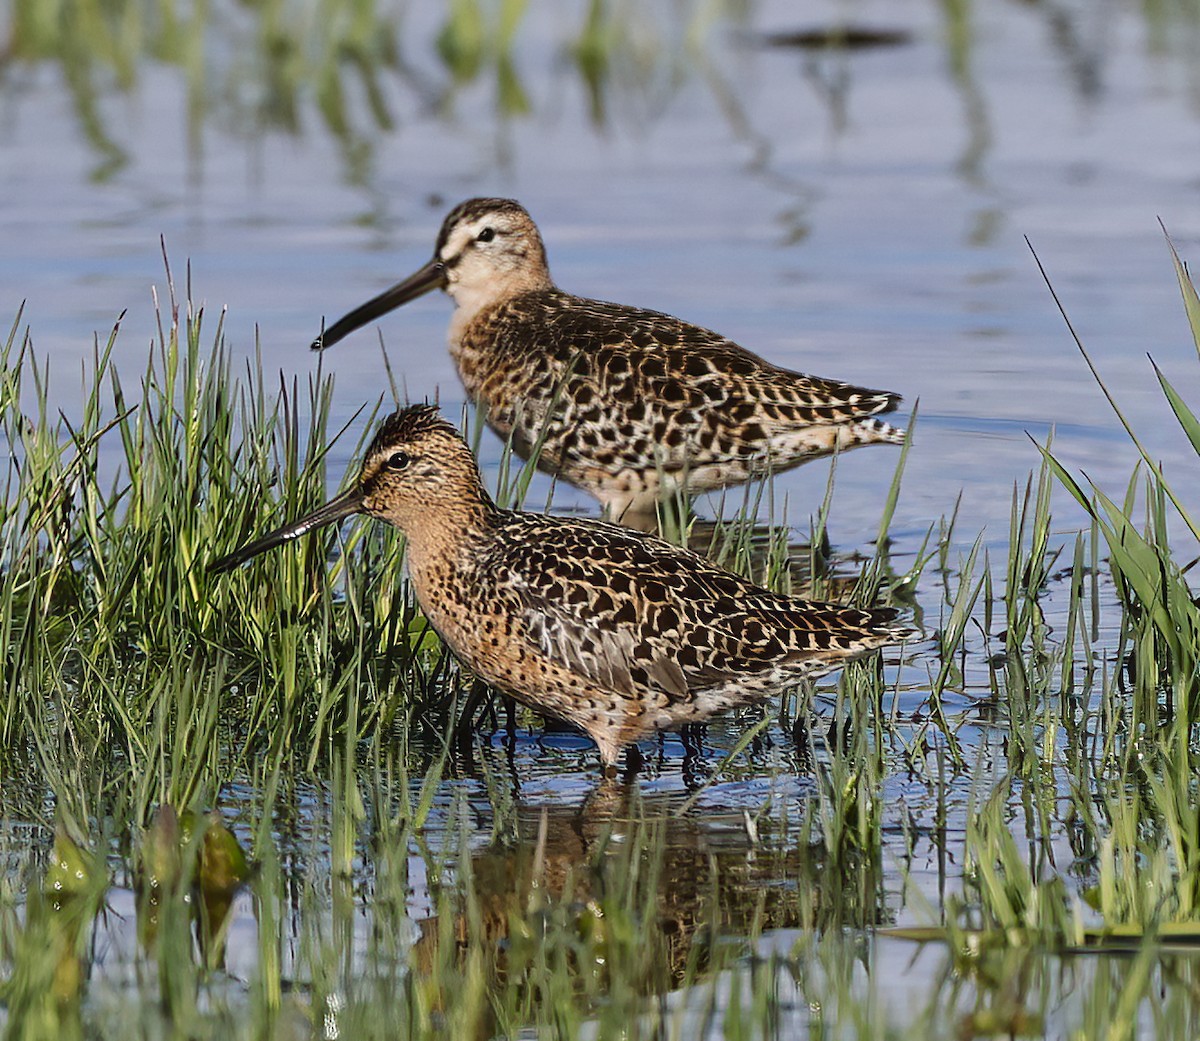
[826,714,853,755]
[791,714,814,773]
[451,678,491,752]
[504,695,516,733]
[622,743,646,782]
[680,723,707,788]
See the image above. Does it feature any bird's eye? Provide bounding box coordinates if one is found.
[476,227,496,243]
[386,451,411,471]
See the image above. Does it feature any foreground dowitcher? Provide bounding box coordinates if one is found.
[211,405,907,770]
[310,198,904,528]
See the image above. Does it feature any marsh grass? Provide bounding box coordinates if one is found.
[880,240,1200,994]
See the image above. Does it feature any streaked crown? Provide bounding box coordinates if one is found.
[357,405,495,531]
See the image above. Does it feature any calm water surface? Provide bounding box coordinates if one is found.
[3,0,1200,1034]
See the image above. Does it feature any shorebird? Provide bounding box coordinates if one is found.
[210,405,907,771]
[310,198,904,529]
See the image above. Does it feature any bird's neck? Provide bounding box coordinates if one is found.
[447,272,554,340]
[402,494,498,590]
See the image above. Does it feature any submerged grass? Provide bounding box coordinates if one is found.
[9,242,1200,1036]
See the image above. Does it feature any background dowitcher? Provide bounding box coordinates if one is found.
[311,199,904,528]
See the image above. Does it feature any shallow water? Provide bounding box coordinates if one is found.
[4,0,1200,1035]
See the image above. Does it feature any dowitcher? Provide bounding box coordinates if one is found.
[310,198,905,528]
[210,405,907,770]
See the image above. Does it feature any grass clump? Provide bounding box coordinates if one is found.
[0,265,432,813]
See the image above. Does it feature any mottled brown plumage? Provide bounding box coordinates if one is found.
[311,198,905,527]
[210,405,907,769]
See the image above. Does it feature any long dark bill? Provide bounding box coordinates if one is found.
[310,257,447,351]
[208,486,365,574]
